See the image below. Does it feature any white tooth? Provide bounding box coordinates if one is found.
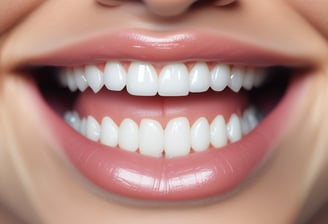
[66,69,78,92]
[64,111,80,131]
[243,107,259,131]
[241,114,251,135]
[164,117,191,158]
[226,114,242,143]
[158,63,189,96]
[79,118,87,136]
[100,117,119,147]
[139,119,164,157]
[191,117,210,152]
[85,65,103,93]
[228,66,244,92]
[104,61,127,91]
[242,67,256,90]
[118,119,139,152]
[127,62,158,96]
[74,67,88,92]
[210,64,230,91]
[210,115,227,148]
[254,69,267,87]
[59,69,68,87]
[189,62,210,93]
[86,116,101,142]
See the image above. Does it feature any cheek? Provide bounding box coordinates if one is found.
[288,0,328,38]
[0,0,43,34]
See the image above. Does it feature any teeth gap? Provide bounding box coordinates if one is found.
[58,61,269,96]
[64,107,261,158]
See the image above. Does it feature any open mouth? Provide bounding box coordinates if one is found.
[18,31,306,202]
[38,62,286,157]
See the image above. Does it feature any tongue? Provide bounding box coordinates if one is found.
[74,89,249,125]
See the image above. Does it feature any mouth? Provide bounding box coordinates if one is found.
[18,30,307,203]
[44,61,281,156]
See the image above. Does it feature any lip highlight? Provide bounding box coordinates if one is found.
[19,30,308,202]
[13,30,310,68]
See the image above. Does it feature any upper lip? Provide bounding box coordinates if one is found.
[3,29,313,70]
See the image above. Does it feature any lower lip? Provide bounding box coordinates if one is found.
[25,73,307,202]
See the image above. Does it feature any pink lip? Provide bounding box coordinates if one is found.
[26,29,306,67]
[23,30,308,201]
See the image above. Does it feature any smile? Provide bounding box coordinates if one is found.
[61,61,265,158]
[20,30,307,202]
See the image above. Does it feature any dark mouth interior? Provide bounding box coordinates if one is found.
[29,65,292,121]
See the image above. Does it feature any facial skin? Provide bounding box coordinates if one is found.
[0,0,328,223]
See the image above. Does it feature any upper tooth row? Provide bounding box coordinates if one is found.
[59,62,267,96]
[64,107,260,158]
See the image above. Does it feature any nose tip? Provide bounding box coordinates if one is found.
[142,0,198,17]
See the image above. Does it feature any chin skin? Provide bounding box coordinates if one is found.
[0,1,328,224]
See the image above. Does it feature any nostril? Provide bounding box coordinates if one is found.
[95,0,122,7]
[213,0,237,7]
[95,0,238,17]
[94,0,198,17]
[142,0,198,17]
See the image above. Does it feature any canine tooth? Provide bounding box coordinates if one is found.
[229,66,244,92]
[85,65,104,93]
[118,119,139,152]
[243,107,259,131]
[74,67,88,92]
[243,67,256,90]
[210,64,230,91]
[64,111,81,131]
[79,118,87,136]
[139,119,164,157]
[127,62,158,96]
[165,117,191,158]
[100,117,118,147]
[191,117,210,152]
[86,116,101,142]
[210,115,227,148]
[241,114,251,135]
[226,114,242,143]
[189,62,210,93]
[66,69,78,92]
[158,63,189,96]
[104,61,127,91]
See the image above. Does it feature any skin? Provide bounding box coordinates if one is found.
[0,0,328,223]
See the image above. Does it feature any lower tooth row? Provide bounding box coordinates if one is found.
[64,108,260,158]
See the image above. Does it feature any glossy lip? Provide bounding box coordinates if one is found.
[20,30,308,201]
[16,29,310,67]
